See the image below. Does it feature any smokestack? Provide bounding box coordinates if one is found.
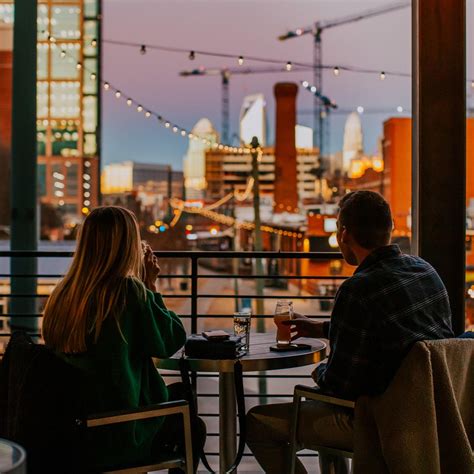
[273,82,298,213]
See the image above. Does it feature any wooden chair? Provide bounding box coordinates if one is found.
[87,400,194,474]
[289,385,355,474]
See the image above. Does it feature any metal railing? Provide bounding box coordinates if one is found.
[0,249,346,466]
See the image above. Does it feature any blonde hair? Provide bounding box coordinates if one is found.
[42,206,146,353]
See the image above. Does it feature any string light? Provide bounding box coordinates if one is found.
[397,105,403,113]
[90,72,96,80]
[380,71,386,80]
[60,50,66,58]
[91,38,97,47]
[188,50,195,60]
[238,56,244,66]
[286,61,293,71]
[102,39,474,85]
[60,48,246,154]
[302,81,309,88]
[357,106,364,114]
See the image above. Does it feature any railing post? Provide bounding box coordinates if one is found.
[191,255,198,335]
[10,0,38,332]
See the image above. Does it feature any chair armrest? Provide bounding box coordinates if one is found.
[87,399,190,428]
[294,385,355,409]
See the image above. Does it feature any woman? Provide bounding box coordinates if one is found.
[42,206,203,471]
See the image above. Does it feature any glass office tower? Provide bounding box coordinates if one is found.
[0,0,100,229]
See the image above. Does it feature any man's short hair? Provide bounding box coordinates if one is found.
[338,191,392,249]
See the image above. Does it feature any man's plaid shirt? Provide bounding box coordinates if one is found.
[315,244,454,399]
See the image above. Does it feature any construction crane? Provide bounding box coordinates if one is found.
[180,65,311,144]
[278,1,410,158]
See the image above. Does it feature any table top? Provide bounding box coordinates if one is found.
[0,438,26,472]
[156,332,326,373]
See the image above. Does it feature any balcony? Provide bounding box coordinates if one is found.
[0,247,346,472]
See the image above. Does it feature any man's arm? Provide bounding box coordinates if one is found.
[315,284,374,399]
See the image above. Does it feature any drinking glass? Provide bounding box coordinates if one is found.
[274,300,294,345]
[233,310,251,351]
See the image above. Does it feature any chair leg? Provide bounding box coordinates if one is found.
[181,406,194,474]
[289,391,302,474]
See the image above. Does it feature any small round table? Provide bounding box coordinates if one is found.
[156,332,326,473]
[0,438,27,474]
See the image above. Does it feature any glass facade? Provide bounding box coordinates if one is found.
[0,0,100,224]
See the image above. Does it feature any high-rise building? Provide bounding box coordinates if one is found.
[205,147,318,204]
[0,1,100,225]
[239,93,267,146]
[183,118,218,200]
[342,112,364,172]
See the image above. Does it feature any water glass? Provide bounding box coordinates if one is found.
[274,300,294,345]
[233,311,251,352]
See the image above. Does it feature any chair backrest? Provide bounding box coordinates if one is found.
[0,332,87,474]
[354,338,474,474]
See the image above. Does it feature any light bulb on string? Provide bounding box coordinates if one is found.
[115,91,121,98]
[357,106,364,114]
[238,56,244,66]
[165,122,171,128]
[90,72,96,80]
[181,130,186,136]
[126,98,132,106]
[60,50,66,58]
[137,105,143,112]
[188,50,195,60]
[103,82,110,90]
[380,71,386,80]
[471,80,474,89]
[286,61,293,71]
[188,133,194,139]
[140,44,147,55]
[310,86,317,93]
[397,106,403,113]
[145,111,151,118]
[91,38,97,47]
[172,126,178,133]
[76,62,82,70]
[302,81,309,88]
[333,67,340,76]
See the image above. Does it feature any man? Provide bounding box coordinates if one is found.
[246,190,454,474]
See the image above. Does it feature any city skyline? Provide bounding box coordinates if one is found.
[101,0,474,170]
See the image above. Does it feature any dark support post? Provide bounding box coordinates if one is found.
[10,0,38,331]
[412,0,466,335]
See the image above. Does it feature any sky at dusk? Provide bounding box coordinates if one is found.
[102,0,474,170]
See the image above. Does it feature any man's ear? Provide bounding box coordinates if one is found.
[340,226,350,244]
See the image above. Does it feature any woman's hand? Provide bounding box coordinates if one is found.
[142,243,160,292]
[282,312,326,340]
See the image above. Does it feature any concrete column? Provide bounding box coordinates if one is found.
[412,0,466,334]
[273,83,298,213]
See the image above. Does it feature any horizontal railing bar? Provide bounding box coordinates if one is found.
[0,274,346,280]
[1,250,343,259]
[0,294,335,300]
[203,452,317,457]
[0,314,331,320]
[189,294,332,300]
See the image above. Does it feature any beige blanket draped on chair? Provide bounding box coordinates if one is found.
[353,339,474,474]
